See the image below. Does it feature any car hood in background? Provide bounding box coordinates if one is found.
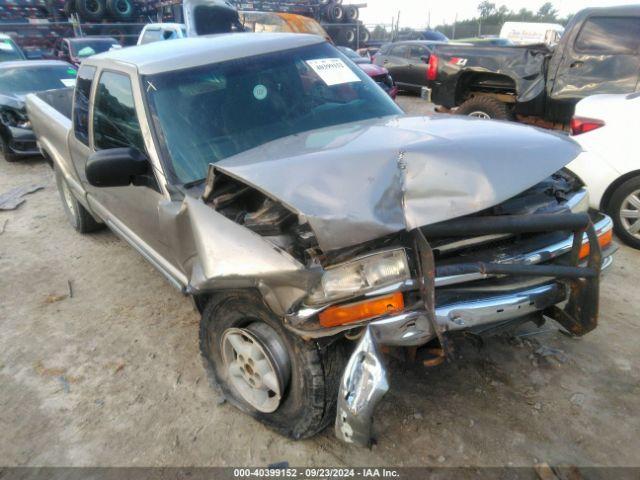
[213,115,582,252]
[0,92,26,109]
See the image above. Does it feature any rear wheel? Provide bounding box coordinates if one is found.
[55,167,103,234]
[607,176,640,249]
[199,291,348,439]
[456,96,513,121]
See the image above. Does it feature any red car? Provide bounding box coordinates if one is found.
[338,46,398,99]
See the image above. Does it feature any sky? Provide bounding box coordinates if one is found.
[358,0,640,29]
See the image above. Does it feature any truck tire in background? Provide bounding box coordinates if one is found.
[325,4,344,22]
[199,291,349,440]
[456,96,513,121]
[63,0,76,18]
[340,27,356,46]
[606,176,640,250]
[75,0,106,22]
[54,167,103,233]
[358,25,370,43]
[106,0,134,20]
[343,5,358,22]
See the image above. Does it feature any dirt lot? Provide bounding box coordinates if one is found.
[1,95,639,468]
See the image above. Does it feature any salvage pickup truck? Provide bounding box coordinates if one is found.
[426,5,640,124]
[27,33,616,447]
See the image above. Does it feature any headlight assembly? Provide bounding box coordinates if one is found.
[308,249,410,305]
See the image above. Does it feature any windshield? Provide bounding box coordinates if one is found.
[0,38,25,62]
[0,65,77,95]
[144,42,402,184]
[70,40,118,57]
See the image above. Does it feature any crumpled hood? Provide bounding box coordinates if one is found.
[0,93,26,110]
[213,115,582,252]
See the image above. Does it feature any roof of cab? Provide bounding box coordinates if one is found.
[87,32,325,75]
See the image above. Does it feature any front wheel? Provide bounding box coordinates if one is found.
[54,167,103,234]
[199,291,348,439]
[607,176,640,249]
[456,96,513,121]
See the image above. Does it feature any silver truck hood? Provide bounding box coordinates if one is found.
[213,115,582,252]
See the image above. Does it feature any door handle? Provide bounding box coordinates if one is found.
[570,61,584,68]
[383,59,388,64]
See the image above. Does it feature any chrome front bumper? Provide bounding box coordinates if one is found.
[334,212,615,446]
[335,280,571,445]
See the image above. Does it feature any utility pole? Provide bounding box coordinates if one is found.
[452,13,457,39]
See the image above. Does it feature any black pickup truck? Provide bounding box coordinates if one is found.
[426,5,640,124]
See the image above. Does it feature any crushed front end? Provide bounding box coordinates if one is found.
[283,180,616,446]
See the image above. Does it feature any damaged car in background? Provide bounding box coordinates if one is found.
[26,33,616,446]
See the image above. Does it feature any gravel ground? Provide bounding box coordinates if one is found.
[0,95,639,468]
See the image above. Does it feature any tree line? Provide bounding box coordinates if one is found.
[370,2,572,41]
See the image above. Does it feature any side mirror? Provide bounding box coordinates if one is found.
[86,148,149,187]
[420,55,430,63]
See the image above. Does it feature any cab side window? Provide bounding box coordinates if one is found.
[389,45,409,58]
[92,71,145,152]
[575,16,640,54]
[409,45,427,60]
[73,65,96,145]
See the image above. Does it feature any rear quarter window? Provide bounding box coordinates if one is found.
[73,65,96,146]
[575,16,640,54]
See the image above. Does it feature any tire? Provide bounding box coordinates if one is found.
[343,5,358,22]
[199,291,349,440]
[606,176,640,249]
[339,27,356,46]
[106,0,133,20]
[63,0,76,17]
[75,0,106,22]
[325,4,343,22]
[0,137,19,162]
[358,25,370,43]
[54,167,103,233]
[456,96,513,121]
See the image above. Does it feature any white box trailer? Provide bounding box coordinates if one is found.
[499,21,564,46]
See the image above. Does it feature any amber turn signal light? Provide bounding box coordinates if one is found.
[319,292,405,328]
[579,229,613,260]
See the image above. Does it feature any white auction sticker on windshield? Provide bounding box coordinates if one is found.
[60,79,76,87]
[306,58,361,86]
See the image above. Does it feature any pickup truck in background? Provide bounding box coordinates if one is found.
[27,33,615,447]
[426,5,640,124]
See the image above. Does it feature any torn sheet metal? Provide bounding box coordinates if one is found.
[335,327,388,446]
[0,184,45,210]
[162,195,319,315]
[213,115,582,252]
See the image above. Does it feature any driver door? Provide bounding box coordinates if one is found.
[85,69,170,264]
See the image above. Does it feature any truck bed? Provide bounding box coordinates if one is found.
[35,88,74,120]
[26,88,74,177]
[428,43,551,108]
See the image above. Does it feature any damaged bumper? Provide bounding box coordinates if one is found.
[330,212,614,446]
